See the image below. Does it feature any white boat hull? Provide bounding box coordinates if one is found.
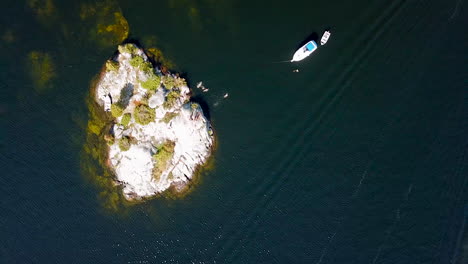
[291,40,318,62]
[320,31,331,45]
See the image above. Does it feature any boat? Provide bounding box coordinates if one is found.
[291,40,318,62]
[320,31,331,45]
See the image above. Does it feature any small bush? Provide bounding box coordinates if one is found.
[121,113,131,126]
[129,56,153,73]
[174,77,187,87]
[161,112,178,123]
[110,103,124,117]
[118,136,131,151]
[163,90,180,109]
[152,141,175,181]
[105,60,119,72]
[141,75,161,90]
[191,103,199,110]
[162,75,176,89]
[134,104,155,125]
[118,44,138,55]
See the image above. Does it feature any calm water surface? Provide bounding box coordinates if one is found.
[1,0,467,263]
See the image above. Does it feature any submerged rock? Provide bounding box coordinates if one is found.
[94,43,213,200]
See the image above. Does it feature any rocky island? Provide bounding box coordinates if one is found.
[94,43,214,200]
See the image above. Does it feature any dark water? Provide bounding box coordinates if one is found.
[1,0,467,263]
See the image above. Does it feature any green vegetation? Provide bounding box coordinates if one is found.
[105,60,119,72]
[152,141,175,181]
[191,103,199,110]
[162,75,176,89]
[129,56,153,73]
[163,90,181,109]
[118,43,138,55]
[118,136,131,151]
[140,74,161,90]
[110,103,124,117]
[162,112,178,123]
[134,104,155,125]
[121,113,131,127]
[174,77,187,88]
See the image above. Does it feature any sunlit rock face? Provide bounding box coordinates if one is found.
[94,43,213,200]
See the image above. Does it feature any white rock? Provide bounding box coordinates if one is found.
[148,90,164,108]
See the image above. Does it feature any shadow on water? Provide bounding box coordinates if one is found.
[191,94,211,121]
[296,32,319,49]
[122,38,143,47]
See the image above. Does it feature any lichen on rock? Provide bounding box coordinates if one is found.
[94,43,214,200]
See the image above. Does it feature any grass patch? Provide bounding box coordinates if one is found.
[121,113,131,127]
[152,141,175,181]
[161,112,178,123]
[134,104,155,125]
[118,136,131,151]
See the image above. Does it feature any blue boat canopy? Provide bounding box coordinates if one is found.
[306,42,315,51]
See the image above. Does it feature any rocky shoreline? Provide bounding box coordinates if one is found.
[94,43,214,200]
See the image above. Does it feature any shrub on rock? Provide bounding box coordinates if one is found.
[118,44,138,55]
[141,75,161,90]
[110,103,124,117]
[163,90,180,109]
[121,113,131,127]
[134,104,155,125]
[129,56,152,73]
[118,136,131,151]
[106,60,119,72]
[152,141,175,181]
